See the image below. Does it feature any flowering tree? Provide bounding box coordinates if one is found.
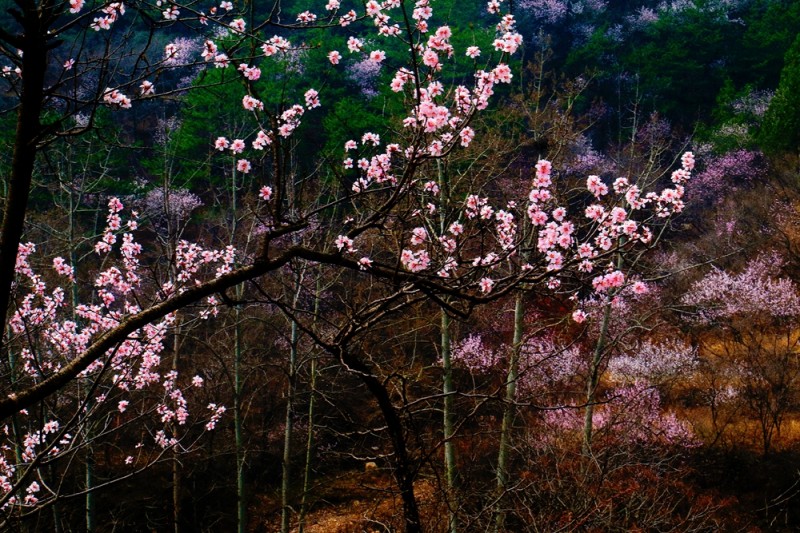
[686,148,766,206]
[0,1,518,529]
[682,253,800,454]
[0,1,703,531]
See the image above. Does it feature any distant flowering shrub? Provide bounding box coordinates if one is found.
[542,382,699,448]
[519,0,568,23]
[450,334,500,374]
[140,187,203,233]
[687,149,765,205]
[608,340,698,384]
[347,58,382,98]
[682,253,800,322]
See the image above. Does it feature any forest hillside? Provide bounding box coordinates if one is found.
[1,0,800,531]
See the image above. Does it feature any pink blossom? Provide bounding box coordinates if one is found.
[214,137,229,151]
[459,127,475,147]
[201,40,218,61]
[230,139,246,153]
[609,206,627,223]
[52,257,74,279]
[229,18,246,32]
[422,50,439,69]
[492,64,512,83]
[335,235,355,253]
[339,10,357,26]
[297,10,317,24]
[400,249,431,272]
[586,175,608,197]
[479,277,494,294]
[103,88,131,109]
[410,227,427,245]
[162,6,179,20]
[108,197,124,213]
[236,159,251,173]
[361,132,380,146]
[139,80,154,96]
[347,37,363,53]
[413,5,433,20]
[205,404,226,431]
[423,181,440,195]
[535,159,552,176]
[252,130,272,150]
[240,64,261,81]
[681,151,695,171]
[213,54,229,68]
[304,89,320,109]
[493,32,523,54]
[592,270,625,293]
[242,95,264,111]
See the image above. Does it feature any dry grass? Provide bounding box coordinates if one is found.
[682,406,800,452]
[253,468,449,533]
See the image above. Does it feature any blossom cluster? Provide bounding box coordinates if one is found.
[4,198,231,508]
[608,340,698,384]
[542,382,699,448]
[682,253,800,322]
[390,151,693,299]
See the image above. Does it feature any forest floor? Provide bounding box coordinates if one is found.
[251,439,800,531]
[255,468,450,532]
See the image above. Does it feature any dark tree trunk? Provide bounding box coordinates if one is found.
[340,350,422,533]
[0,1,50,335]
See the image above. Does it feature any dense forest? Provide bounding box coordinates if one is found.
[1,0,800,531]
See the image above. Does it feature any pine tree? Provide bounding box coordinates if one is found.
[760,33,800,153]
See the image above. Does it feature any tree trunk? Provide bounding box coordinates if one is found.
[298,278,321,533]
[281,276,303,533]
[234,288,246,533]
[583,299,612,456]
[340,349,422,533]
[441,311,458,533]
[0,0,48,350]
[86,444,95,533]
[297,355,316,533]
[493,292,524,532]
[583,250,622,456]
